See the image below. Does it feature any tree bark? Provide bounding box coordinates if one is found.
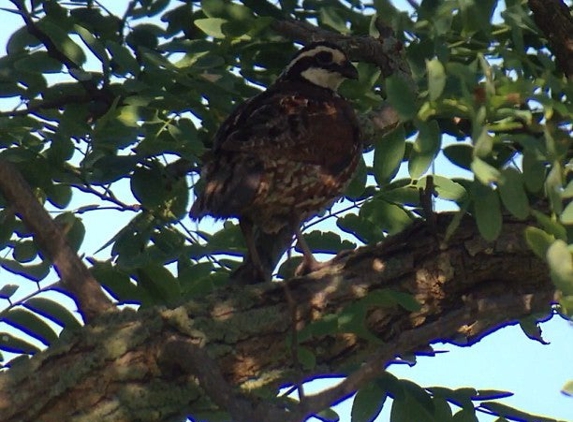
[529,0,573,78]
[0,214,554,422]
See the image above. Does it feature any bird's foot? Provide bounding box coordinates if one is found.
[294,255,330,277]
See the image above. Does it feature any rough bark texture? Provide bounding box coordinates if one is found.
[0,215,554,422]
[529,0,573,78]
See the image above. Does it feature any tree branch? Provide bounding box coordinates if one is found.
[0,160,114,322]
[0,214,554,422]
[529,0,573,78]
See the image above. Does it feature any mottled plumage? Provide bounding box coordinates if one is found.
[190,42,362,283]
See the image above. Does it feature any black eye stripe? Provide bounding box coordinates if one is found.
[315,51,333,65]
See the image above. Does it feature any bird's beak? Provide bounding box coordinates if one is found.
[341,61,359,80]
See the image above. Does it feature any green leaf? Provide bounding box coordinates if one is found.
[205,222,246,254]
[471,157,501,185]
[429,387,475,410]
[3,308,59,346]
[424,175,467,202]
[522,150,546,193]
[297,231,356,254]
[351,381,387,422]
[386,75,417,120]
[136,263,181,305]
[126,24,161,50]
[13,240,38,263]
[54,213,85,252]
[452,409,478,422]
[479,401,558,422]
[390,381,435,422]
[546,240,573,296]
[0,210,16,249]
[14,51,62,73]
[473,390,513,401]
[472,182,502,241]
[319,7,349,34]
[0,284,19,300]
[7,25,41,53]
[497,168,529,220]
[545,162,563,215]
[409,120,441,179]
[0,258,50,282]
[24,297,81,329]
[131,165,189,220]
[524,227,554,259]
[47,184,73,209]
[0,332,40,354]
[73,24,109,65]
[432,397,453,421]
[360,199,413,236]
[194,18,227,38]
[91,261,141,303]
[561,380,573,397]
[37,19,86,66]
[373,126,406,185]
[443,144,473,171]
[88,155,139,184]
[336,302,382,344]
[297,346,316,370]
[531,210,567,240]
[106,40,139,75]
[315,407,340,422]
[560,201,573,225]
[427,58,446,101]
[472,128,494,159]
[300,314,338,339]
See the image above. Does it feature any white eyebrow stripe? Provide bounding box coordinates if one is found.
[284,46,346,73]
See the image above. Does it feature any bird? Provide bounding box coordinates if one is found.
[190,41,362,284]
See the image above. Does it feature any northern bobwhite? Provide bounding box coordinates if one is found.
[190,41,362,283]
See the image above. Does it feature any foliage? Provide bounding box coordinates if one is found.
[0,0,571,421]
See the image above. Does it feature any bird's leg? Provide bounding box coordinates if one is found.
[294,225,324,276]
[238,218,267,283]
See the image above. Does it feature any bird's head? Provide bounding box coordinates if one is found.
[278,42,359,91]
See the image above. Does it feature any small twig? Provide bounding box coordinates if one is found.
[0,281,62,318]
[71,182,140,212]
[303,199,366,231]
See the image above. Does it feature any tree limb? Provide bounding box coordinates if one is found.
[0,214,554,422]
[0,160,114,322]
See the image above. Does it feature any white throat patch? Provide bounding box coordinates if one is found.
[300,67,345,90]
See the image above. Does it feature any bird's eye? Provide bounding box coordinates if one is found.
[315,52,333,66]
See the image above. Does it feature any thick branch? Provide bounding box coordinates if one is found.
[529,0,573,78]
[271,19,410,80]
[0,160,114,322]
[0,214,554,422]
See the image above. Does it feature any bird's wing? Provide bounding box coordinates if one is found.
[214,88,360,170]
